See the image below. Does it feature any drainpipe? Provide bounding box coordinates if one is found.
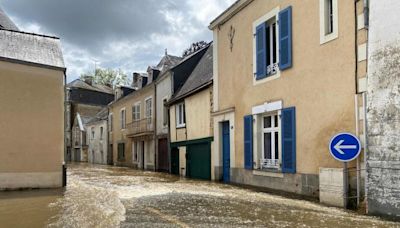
[63,72,67,187]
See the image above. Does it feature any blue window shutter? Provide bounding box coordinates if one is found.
[244,115,253,170]
[282,107,296,173]
[279,6,293,71]
[255,23,266,79]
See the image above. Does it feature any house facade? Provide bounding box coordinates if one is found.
[66,77,114,162]
[87,108,109,165]
[209,0,368,205]
[0,14,66,189]
[71,113,90,162]
[155,48,208,172]
[168,44,214,180]
[366,0,400,218]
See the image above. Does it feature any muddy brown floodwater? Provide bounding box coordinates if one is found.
[0,163,399,228]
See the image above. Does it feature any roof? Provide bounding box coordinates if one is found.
[0,7,19,31]
[75,113,92,131]
[151,54,182,73]
[169,44,213,103]
[87,108,108,124]
[209,0,253,30]
[0,29,65,70]
[67,79,114,94]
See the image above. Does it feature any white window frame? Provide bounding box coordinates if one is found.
[320,0,338,44]
[260,111,282,170]
[176,102,186,128]
[145,97,152,119]
[252,6,281,86]
[120,108,126,130]
[91,127,95,140]
[132,102,141,121]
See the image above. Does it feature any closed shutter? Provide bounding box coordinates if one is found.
[244,115,253,170]
[279,6,293,70]
[255,23,266,79]
[282,107,296,173]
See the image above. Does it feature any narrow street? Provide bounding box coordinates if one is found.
[0,163,397,228]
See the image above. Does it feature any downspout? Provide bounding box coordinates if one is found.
[363,0,369,213]
[353,0,360,208]
[63,72,67,187]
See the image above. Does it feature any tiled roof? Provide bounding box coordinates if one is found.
[170,44,213,103]
[153,54,182,73]
[0,7,19,31]
[87,108,108,124]
[67,79,113,94]
[0,29,65,69]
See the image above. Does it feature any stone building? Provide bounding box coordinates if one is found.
[366,0,400,219]
[65,77,114,162]
[0,8,66,189]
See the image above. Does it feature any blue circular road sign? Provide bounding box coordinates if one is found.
[329,133,361,162]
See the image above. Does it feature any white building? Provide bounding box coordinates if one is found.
[87,108,109,165]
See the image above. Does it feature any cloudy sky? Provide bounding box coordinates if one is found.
[0,0,234,82]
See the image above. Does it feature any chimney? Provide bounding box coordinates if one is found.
[83,75,93,85]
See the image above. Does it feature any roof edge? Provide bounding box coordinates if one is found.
[0,28,60,39]
[167,80,213,106]
[209,0,254,30]
[0,56,66,72]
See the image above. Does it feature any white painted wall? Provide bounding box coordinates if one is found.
[87,120,108,165]
[156,73,172,135]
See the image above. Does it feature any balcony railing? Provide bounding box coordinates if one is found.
[260,159,280,169]
[127,117,154,136]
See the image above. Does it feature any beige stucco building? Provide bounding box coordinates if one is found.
[0,21,66,189]
[87,108,109,165]
[209,0,368,205]
[168,44,213,180]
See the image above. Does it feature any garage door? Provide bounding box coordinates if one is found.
[186,142,211,180]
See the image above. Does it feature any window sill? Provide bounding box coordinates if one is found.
[252,169,284,178]
[320,33,338,45]
[253,71,280,86]
[176,124,186,129]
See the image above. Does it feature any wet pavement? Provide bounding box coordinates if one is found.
[0,163,399,228]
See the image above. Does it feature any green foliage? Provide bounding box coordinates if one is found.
[80,68,129,87]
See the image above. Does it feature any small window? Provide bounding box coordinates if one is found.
[260,113,281,170]
[100,127,103,140]
[120,109,126,129]
[320,0,338,44]
[91,127,95,140]
[176,103,186,128]
[118,143,125,161]
[163,98,168,126]
[145,98,152,118]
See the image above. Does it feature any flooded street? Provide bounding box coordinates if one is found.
[0,163,399,228]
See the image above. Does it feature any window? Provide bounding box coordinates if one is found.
[100,127,103,140]
[91,127,95,140]
[108,113,113,132]
[163,98,168,126]
[145,98,152,118]
[261,113,281,169]
[176,103,186,128]
[254,6,292,81]
[120,109,126,129]
[132,103,141,121]
[320,0,338,44]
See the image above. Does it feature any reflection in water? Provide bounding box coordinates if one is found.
[0,163,398,228]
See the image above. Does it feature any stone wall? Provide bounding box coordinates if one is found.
[366,0,400,218]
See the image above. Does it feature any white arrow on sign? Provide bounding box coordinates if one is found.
[334,140,357,155]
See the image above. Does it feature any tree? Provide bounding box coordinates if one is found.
[80,68,129,87]
[182,41,208,58]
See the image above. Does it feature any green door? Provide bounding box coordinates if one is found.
[171,147,180,175]
[186,143,211,180]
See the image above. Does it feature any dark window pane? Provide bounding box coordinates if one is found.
[272,22,277,63]
[266,24,270,66]
[264,116,272,128]
[264,133,272,159]
[274,115,278,127]
[275,132,279,159]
